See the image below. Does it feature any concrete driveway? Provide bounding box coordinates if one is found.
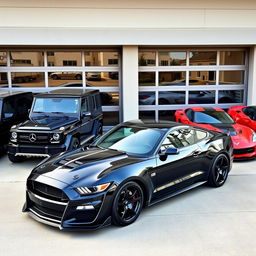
[0,155,256,256]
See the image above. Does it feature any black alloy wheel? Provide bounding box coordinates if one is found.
[208,154,230,187]
[112,181,144,226]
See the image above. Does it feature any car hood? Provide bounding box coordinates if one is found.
[17,116,78,131]
[34,147,144,186]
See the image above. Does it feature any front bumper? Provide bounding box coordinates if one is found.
[8,143,67,157]
[23,186,114,231]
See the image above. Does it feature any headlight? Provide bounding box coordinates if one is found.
[76,183,111,195]
[11,132,17,139]
[53,133,60,141]
[252,133,256,142]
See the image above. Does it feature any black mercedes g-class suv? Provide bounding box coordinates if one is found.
[8,89,103,162]
[0,91,33,154]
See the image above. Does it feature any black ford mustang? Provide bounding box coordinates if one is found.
[23,120,233,230]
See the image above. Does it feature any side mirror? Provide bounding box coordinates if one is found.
[4,113,14,119]
[165,147,179,155]
[82,111,91,118]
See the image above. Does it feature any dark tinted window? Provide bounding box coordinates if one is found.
[243,107,256,121]
[3,98,16,118]
[81,98,88,112]
[16,94,32,116]
[185,109,194,121]
[95,94,101,108]
[194,111,234,124]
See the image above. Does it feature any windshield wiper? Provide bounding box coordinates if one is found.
[32,112,50,117]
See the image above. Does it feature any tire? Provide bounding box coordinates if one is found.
[8,153,26,163]
[112,181,144,227]
[68,137,80,150]
[75,74,82,80]
[208,153,230,187]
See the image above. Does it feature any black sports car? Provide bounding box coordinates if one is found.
[23,120,233,230]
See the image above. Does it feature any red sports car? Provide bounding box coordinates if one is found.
[228,105,256,131]
[175,107,256,159]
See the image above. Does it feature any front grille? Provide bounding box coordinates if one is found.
[233,147,255,155]
[18,132,49,144]
[27,180,69,202]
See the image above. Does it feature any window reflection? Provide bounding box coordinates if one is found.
[10,51,44,66]
[189,71,216,85]
[139,72,155,86]
[139,92,155,105]
[189,51,217,65]
[85,51,119,66]
[138,51,156,66]
[159,52,186,66]
[159,91,185,105]
[218,90,244,103]
[219,71,244,84]
[188,91,215,104]
[220,51,245,65]
[85,72,118,87]
[47,52,82,66]
[0,52,7,66]
[48,72,82,87]
[11,72,44,87]
[159,72,186,86]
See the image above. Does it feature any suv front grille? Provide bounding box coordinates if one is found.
[18,132,49,144]
[27,180,69,202]
[233,147,255,155]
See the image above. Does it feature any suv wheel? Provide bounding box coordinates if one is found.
[8,153,26,163]
[69,137,80,150]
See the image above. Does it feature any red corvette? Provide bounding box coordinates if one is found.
[228,105,256,131]
[175,107,256,159]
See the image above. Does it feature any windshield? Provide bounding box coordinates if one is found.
[243,107,256,121]
[194,111,234,124]
[96,126,164,156]
[32,97,79,114]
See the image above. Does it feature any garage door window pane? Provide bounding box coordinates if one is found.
[139,111,155,120]
[10,51,44,66]
[159,72,186,86]
[189,91,215,104]
[0,52,7,66]
[139,92,155,105]
[159,52,186,66]
[189,71,216,85]
[85,51,119,66]
[86,72,118,87]
[220,51,245,65]
[139,72,155,86]
[101,92,119,106]
[47,52,82,66]
[159,110,176,121]
[0,72,8,87]
[11,72,44,87]
[103,112,119,126]
[219,71,244,84]
[218,90,244,103]
[159,91,185,105]
[189,51,217,66]
[48,72,82,87]
[139,52,156,66]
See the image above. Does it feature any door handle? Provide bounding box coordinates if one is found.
[192,150,201,157]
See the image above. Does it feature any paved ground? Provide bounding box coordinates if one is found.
[0,155,256,256]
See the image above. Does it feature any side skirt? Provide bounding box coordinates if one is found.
[148,181,207,207]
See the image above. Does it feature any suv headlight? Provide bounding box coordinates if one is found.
[252,133,256,143]
[10,131,17,142]
[50,133,61,143]
[75,183,111,195]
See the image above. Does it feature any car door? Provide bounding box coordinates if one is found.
[152,128,204,197]
[79,97,94,142]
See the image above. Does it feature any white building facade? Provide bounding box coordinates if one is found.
[1,0,256,127]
